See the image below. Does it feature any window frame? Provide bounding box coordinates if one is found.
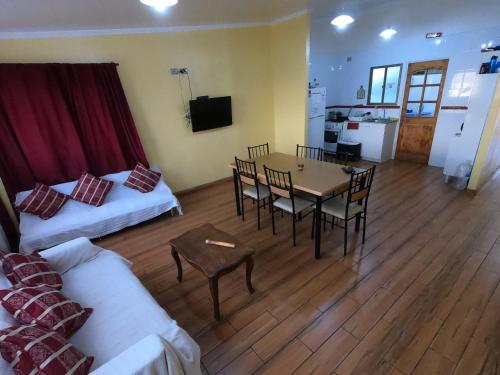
[367,63,403,105]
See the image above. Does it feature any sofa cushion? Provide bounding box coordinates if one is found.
[0,325,93,375]
[0,285,92,338]
[1,252,63,289]
[17,183,69,220]
[124,163,161,193]
[70,173,113,207]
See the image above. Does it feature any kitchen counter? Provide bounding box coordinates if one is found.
[342,121,398,163]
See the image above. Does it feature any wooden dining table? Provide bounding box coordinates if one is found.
[230,152,352,259]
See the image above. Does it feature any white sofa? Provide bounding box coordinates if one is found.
[16,168,182,254]
[0,238,201,375]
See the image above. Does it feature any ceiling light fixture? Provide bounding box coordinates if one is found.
[140,0,178,12]
[380,27,397,40]
[331,15,354,29]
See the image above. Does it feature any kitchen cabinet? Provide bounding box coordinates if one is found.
[342,121,398,163]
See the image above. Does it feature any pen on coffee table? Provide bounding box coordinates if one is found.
[205,240,236,248]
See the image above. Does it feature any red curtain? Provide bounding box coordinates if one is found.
[0,63,148,200]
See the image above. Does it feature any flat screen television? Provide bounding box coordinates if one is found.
[189,96,233,132]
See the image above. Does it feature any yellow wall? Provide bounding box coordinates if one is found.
[271,15,310,154]
[469,80,500,190]
[0,179,17,230]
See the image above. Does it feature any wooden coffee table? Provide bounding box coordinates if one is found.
[169,224,255,320]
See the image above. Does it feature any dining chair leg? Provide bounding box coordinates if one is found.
[292,214,297,246]
[281,209,284,218]
[344,220,348,256]
[323,213,327,232]
[240,194,245,222]
[331,216,335,230]
[257,200,261,230]
[355,213,361,232]
[362,212,367,243]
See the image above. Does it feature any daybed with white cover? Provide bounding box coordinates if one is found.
[0,237,201,375]
[16,168,181,254]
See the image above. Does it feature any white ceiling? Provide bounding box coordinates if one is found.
[0,0,309,33]
[0,0,399,34]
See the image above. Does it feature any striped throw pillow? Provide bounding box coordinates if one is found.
[0,285,92,338]
[124,163,161,193]
[17,183,69,220]
[70,173,113,206]
[1,253,63,290]
[0,325,93,375]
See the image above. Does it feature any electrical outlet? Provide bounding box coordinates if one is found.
[170,68,180,75]
[179,68,189,74]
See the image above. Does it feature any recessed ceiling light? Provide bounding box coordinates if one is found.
[331,15,354,29]
[380,27,397,39]
[140,0,178,12]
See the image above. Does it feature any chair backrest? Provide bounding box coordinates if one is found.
[346,166,376,210]
[248,143,270,159]
[263,165,294,200]
[335,151,350,166]
[235,157,259,189]
[296,145,323,161]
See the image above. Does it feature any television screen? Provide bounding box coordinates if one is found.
[190,96,233,132]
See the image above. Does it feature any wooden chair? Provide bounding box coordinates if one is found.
[296,145,323,161]
[235,157,270,230]
[248,143,270,159]
[316,166,376,255]
[264,165,315,246]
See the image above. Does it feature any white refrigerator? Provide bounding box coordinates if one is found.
[443,73,499,180]
[307,88,326,149]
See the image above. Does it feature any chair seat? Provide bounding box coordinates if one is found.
[274,196,314,214]
[243,184,270,200]
[321,197,364,220]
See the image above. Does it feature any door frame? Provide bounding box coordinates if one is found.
[396,59,449,163]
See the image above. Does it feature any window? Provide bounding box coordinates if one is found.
[368,64,402,105]
[405,68,444,118]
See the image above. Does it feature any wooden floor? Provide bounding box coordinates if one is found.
[97,160,500,375]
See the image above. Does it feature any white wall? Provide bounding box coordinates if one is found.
[309,0,500,166]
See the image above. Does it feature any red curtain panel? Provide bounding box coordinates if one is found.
[0,63,148,200]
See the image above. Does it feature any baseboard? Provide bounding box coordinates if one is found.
[175,176,233,197]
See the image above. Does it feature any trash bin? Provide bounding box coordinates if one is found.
[453,161,472,190]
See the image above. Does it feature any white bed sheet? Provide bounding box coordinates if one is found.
[16,169,182,253]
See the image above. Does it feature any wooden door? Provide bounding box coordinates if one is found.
[396,59,449,163]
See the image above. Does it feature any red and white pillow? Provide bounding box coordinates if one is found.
[1,253,63,290]
[0,285,92,338]
[70,173,113,206]
[0,325,93,375]
[17,183,69,220]
[124,163,161,193]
